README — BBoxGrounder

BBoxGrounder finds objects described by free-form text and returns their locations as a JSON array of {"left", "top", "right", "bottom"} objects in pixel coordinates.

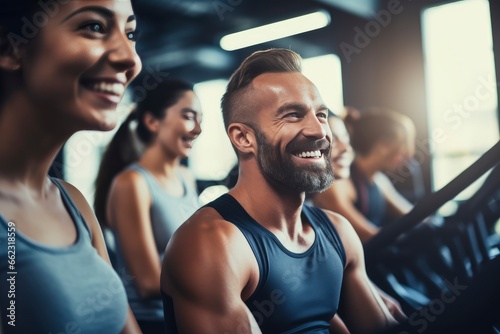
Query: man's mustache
[{"left": 286, "top": 138, "right": 331, "bottom": 153}]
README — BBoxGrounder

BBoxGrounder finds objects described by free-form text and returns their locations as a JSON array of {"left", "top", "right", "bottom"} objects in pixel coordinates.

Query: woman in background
[
  {"left": 311, "top": 110, "right": 407, "bottom": 323},
  {"left": 95, "top": 79, "right": 202, "bottom": 333},
  {"left": 0, "top": 1, "right": 142, "bottom": 333},
  {"left": 313, "top": 108, "right": 415, "bottom": 243}
]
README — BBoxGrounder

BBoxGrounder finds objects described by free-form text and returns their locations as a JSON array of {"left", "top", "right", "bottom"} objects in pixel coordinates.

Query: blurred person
[
  {"left": 94, "top": 79, "right": 202, "bottom": 333},
  {"left": 319, "top": 108, "right": 416, "bottom": 243},
  {"left": 323, "top": 110, "right": 354, "bottom": 180},
  {"left": 310, "top": 110, "right": 407, "bottom": 322},
  {"left": 309, "top": 111, "right": 500, "bottom": 333},
  {"left": 340, "top": 105, "right": 361, "bottom": 136},
  {"left": 0, "top": 1, "right": 142, "bottom": 333},
  {"left": 160, "top": 49, "right": 398, "bottom": 334}
]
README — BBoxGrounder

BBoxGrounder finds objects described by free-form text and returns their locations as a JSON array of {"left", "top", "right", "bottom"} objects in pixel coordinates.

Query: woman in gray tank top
[
  {"left": 0, "top": 1, "right": 142, "bottom": 333},
  {"left": 94, "top": 80, "right": 202, "bottom": 333}
]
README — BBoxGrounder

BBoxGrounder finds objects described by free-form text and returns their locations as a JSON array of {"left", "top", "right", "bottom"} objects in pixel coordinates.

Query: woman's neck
[
  {"left": 139, "top": 144, "right": 181, "bottom": 179},
  {"left": 0, "top": 94, "right": 66, "bottom": 192}
]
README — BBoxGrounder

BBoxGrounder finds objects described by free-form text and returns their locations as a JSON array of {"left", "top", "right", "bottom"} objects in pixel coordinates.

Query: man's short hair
[{"left": 221, "top": 48, "right": 303, "bottom": 131}]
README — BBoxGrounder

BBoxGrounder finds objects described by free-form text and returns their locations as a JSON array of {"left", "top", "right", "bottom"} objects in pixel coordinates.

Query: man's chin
[{"left": 289, "top": 172, "right": 334, "bottom": 193}]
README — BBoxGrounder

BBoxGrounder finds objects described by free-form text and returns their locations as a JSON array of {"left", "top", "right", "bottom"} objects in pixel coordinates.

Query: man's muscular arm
[
  {"left": 161, "top": 209, "right": 262, "bottom": 334},
  {"left": 324, "top": 210, "right": 398, "bottom": 334}
]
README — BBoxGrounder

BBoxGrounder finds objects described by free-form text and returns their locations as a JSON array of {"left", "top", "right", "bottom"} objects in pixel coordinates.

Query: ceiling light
[{"left": 220, "top": 10, "right": 331, "bottom": 51}]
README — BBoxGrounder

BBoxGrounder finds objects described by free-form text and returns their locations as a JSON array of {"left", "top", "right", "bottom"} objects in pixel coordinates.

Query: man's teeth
[
  {"left": 296, "top": 150, "right": 322, "bottom": 158},
  {"left": 90, "top": 82, "right": 125, "bottom": 96}
]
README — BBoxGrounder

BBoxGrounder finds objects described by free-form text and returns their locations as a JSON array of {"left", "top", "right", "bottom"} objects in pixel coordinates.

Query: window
[
  {"left": 190, "top": 79, "right": 237, "bottom": 182},
  {"left": 422, "top": 0, "right": 498, "bottom": 199},
  {"left": 302, "top": 54, "right": 344, "bottom": 115}
]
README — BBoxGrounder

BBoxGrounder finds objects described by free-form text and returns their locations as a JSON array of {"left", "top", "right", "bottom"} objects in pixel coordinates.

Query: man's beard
[{"left": 253, "top": 127, "right": 334, "bottom": 193}]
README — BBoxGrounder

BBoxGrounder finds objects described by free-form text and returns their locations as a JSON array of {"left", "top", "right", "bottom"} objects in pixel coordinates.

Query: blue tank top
[
  {"left": 112, "top": 163, "right": 199, "bottom": 321},
  {"left": 163, "top": 194, "right": 346, "bottom": 334},
  {"left": 351, "top": 163, "right": 387, "bottom": 227},
  {"left": 0, "top": 178, "right": 128, "bottom": 334}
]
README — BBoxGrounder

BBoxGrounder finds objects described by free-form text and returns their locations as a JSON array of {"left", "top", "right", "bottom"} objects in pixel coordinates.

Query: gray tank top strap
[
  {"left": 127, "top": 163, "right": 158, "bottom": 201},
  {"left": 127, "top": 163, "right": 195, "bottom": 203},
  {"left": 50, "top": 177, "right": 92, "bottom": 240},
  {"left": 0, "top": 177, "right": 129, "bottom": 333}
]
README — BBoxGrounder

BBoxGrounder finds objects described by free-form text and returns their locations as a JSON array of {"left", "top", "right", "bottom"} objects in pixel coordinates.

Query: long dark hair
[
  {"left": 0, "top": 1, "right": 38, "bottom": 100},
  {"left": 344, "top": 108, "right": 415, "bottom": 156},
  {"left": 94, "top": 79, "right": 194, "bottom": 228},
  {"left": 0, "top": 2, "right": 38, "bottom": 34}
]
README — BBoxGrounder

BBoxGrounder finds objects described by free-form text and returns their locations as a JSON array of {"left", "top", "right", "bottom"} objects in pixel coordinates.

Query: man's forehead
[
  {"left": 253, "top": 71, "right": 309, "bottom": 87},
  {"left": 251, "top": 72, "right": 322, "bottom": 101}
]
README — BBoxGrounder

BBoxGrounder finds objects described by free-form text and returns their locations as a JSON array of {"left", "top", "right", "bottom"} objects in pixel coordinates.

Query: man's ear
[
  {"left": 143, "top": 111, "right": 160, "bottom": 133},
  {"left": 0, "top": 27, "right": 22, "bottom": 72},
  {"left": 228, "top": 123, "right": 256, "bottom": 155}
]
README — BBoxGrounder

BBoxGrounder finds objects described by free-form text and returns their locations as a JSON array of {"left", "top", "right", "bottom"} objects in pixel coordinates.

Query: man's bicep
[
  {"left": 337, "top": 230, "right": 396, "bottom": 333},
  {"left": 165, "top": 262, "right": 261, "bottom": 334},
  {"left": 172, "top": 291, "right": 261, "bottom": 334},
  {"left": 161, "top": 219, "right": 261, "bottom": 334},
  {"left": 326, "top": 212, "right": 395, "bottom": 333},
  {"left": 329, "top": 314, "right": 350, "bottom": 334},
  {"left": 339, "top": 266, "right": 394, "bottom": 333}
]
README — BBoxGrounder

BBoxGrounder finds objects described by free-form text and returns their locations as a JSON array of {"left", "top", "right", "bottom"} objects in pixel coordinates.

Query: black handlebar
[{"left": 364, "top": 140, "right": 500, "bottom": 262}]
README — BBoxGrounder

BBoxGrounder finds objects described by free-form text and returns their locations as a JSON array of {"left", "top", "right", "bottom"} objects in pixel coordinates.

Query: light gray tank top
[
  {"left": 111, "top": 163, "right": 200, "bottom": 321},
  {"left": 0, "top": 178, "right": 128, "bottom": 334}
]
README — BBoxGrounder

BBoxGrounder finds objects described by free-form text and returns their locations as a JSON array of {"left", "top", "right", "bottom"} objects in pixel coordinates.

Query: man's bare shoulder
[
  {"left": 175, "top": 206, "right": 240, "bottom": 241},
  {"left": 319, "top": 208, "right": 364, "bottom": 268},
  {"left": 162, "top": 205, "right": 253, "bottom": 297},
  {"left": 165, "top": 206, "right": 247, "bottom": 266},
  {"left": 319, "top": 209, "right": 351, "bottom": 234}
]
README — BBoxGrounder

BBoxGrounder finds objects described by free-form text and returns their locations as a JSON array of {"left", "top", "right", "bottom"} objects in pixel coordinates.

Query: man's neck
[{"left": 229, "top": 166, "right": 307, "bottom": 242}]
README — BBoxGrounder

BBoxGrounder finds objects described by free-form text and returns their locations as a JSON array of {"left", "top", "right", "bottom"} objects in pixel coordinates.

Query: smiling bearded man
[
  {"left": 253, "top": 125, "right": 334, "bottom": 193},
  {"left": 160, "top": 48, "right": 397, "bottom": 334}
]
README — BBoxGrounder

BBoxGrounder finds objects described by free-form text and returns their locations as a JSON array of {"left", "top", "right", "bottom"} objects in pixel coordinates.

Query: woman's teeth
[{"left": 86, "top": 82, "right": 125, "bottom": 96}]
